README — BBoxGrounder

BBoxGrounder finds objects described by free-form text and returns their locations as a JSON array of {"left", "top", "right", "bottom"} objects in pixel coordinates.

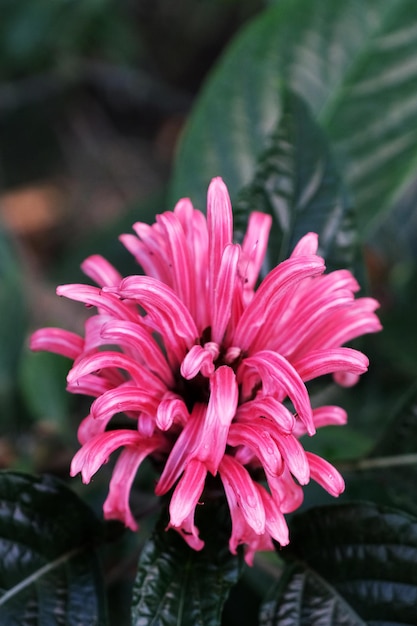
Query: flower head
[{"left": 31, "top": 177, "right": 381, "bottom": 564}]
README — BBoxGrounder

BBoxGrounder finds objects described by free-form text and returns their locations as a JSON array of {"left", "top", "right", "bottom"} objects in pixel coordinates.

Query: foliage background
[{"left": 1, "top": 1, "right": 417, "bottom": 624}]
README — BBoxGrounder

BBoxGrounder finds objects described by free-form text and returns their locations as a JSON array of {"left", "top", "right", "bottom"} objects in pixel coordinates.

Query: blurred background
[
  {"left": 0, "top": 0, "right": 267, "bottom": 467},
  {"left": 2, "top": 2, "right": 417, "bottom": 624},
  {"left": 0, "top": 3, "right": 268, "bottom": 623}
]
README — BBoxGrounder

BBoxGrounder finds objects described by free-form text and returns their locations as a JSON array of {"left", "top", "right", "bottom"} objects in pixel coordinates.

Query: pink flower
[{"left": 30, "top": 177, "right": 381, "bottom": 564}]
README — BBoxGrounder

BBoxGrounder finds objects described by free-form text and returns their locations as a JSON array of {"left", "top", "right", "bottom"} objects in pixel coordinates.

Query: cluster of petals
[{"left": 31, "top": 177, "right": 381, "bottom": 564}]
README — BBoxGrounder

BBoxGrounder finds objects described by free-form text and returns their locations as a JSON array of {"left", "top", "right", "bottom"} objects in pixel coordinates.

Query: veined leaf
[
  {"left": 261, "top": 503, "right": 417, "bottom": 625},
  {"left": 171, "top": 0, "right": 417, "bottom": 239},
  {"left": 234, "top": 88, "right": 356, "bottom": 271},
  {"left": 0, "top": 471, "right": 107, "bottom": 625},
  {"left": 131, "top": 506, "right": 241, "bottom": 626}
]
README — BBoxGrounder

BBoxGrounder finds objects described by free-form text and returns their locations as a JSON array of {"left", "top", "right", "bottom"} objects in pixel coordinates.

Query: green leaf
[
  {"left": 261, "top": 502, "right": 417, "bottom": 625},
  {"left": 0, "top": 471, "right": 108, "bottom": 625},
  {"left": 131, "top": 505, "right": 241, "bottom": 626},
  {"left": 234, "top": 88, "right": 356, "bottom": 271},
  {"left": 171, "top": 0, "right": 417, "bottom": 239}
]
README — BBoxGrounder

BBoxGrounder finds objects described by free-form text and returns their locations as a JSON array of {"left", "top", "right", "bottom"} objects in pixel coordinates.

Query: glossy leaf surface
[
  {"left": 0, "top": 471, "right": 107, "bottom": 625},
  {"left": 261, "top": 502, "right": 417, "bottom": 625}
]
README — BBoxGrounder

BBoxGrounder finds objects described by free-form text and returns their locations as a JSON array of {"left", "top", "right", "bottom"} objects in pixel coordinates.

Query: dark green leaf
[
  {"left": 261, "top": 502, "right": 417, "bottom": 625},
  {"left": 170, "top": 0, "right": 417, "bottom": 240},
  {"left": 131, "top": 505, "right": 241, "bottom": 626},
  {"left": 0, "top": 471, "right": 108, "bottom": 625},
  {"left": 234, "top": 89, "right": 356, "bottom": 271}
]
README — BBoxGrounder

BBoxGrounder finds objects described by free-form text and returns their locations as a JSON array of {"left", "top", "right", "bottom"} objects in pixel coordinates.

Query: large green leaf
[
  {"left": 131, "top": 505, "right": 241, "bottom": 626},
  {"left": 170, "top": 0, "right": 417, "bottom": 239},
  {"left": 0, "top": 471, "right": 108, "bottom": 625},
  {"left": 261, "top": 502, "right": 417, "bottom": 625},
  {"left": 234, "top": 88, "right": 355, "bottom": 270}
]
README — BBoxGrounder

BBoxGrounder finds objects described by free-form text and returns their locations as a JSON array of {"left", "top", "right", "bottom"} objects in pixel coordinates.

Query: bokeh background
[{"left": 2, "top": 2, "right": 417, "bottom": 625}]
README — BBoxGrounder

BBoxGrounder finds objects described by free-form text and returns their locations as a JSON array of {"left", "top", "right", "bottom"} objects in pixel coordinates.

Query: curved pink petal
[
  {"left": 292, "top": 347, "right": 369, "bottom": 382},
  {"left": 101, "top": 319, "right": 174, "bottom": 386},
  {"left": 211, "top": 243, "right": 240, "bottom": 344},
  {"left": 103, "top": 443, "right": 158, "bottom": 530},
  {"left": 169, "top": 458, "right": 207, "bottom": 527},
  {"left": 81, "top": 255, "right": 122, "bottom": 287},
  {"left": 67, "top": 351, "right": 167, "bottom": 394},
  {"left": 30, "top": 328, "right": 84, "bottom": 360},
  {"left": 240, "top": 351, "right": 314, "bottom": 435},
  {"left": 240, "top": 211, "right": 272, "bottom": 293},
  {"left": 233, "top": 255, "right": 325, "bottom": 351},
  {"left": 207, "top": 178, "right": 233, "bottom": 313},
  {"left": 155, "top": 405, "right": 204, "bottom": 495},
  {"left": 70, "top": 430, "right": 161, "bottom": 483},
  {"left": 290, "top": 232, "right": 319, "bottom": 256},
  {"left": 236, "top": 396, "right": 295, "bottom": 434},
  {"left": 256, "top": 484, "right": 289, "bottom": 547},
  {"left": 180, "top": 343, "right": 218, "bottom": 380},
  {"left": 57, "top": 284, "right": 138, "bottom": 322},
  {"left": 90, "top": 385, "right": 160, "bottom": 421},
  {"left": 306, "top": 452, "right": 345, "bottom": 497},
  {"left": 219, "top": 454, "right": 265, "bottom": 535},
  {"left": 156, "top": 392, "right": 189, "bottom": 431},
  {"left": 193, "top": 366, "right": 238, "bottom": 474},
  {"left": 227, "top": 423, "right": 283, "bottom": 476}
]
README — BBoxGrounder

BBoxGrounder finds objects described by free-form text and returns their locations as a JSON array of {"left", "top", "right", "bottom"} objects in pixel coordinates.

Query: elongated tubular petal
[
  {"left": 169, "top": 458, "right": 207, "bottom": 527},
  {"left": 292, "top": 405, "right": 348, "bottom": 438},
  {"left": 30, "top": 328, "right": 84, "bottom": 359},
  {"left": 207, "top": 178, "right": 233, "bottom": 305},
  {"left": 155, "top": 405, "right": 204, "bottom": 495},
  {"left": 170, "top": 510, "right": 205, "bottom": 552},
  {"left": 119, "top": 234, "right": 170, "bottom": 284},
  {"left": 70, "top": 430, "right": 162, "bottom": 483},
  {"left": 57, "top": 284, "right": 138, "bottom": 322},
  {"left": 219, "top": 454, "right": 265, "bottom": 535},
  {"left": 292, "top": 347, "right": 369, "bottom": 382},
  {"left": 227, "top": 423, "right": 283, "bottom": 476},
  {"left": 156, "top": 211, "right": 195, "bottom": 314},
  {"left": 240, "top": 212, "right": 272, "bottom": 292},
  {"left": 77, "top": 413, "right": 111, "bottom": 445},
  {"left": 306, "top": 452, "right": 345, "bottom": 497},
  {"left": 156, "top": 392, "right": 189, "bottom": 430},
  {"left": 67, "top": 351, "right": 167, "bottom": 394},
  {"left": 290, "top": 232, "right": 319, "bottom": 256},
  {"left": 239, "top": 351, "right": 314, "bottom": 435},
  {"left": 265, "top": 466, "right": 304, "bottom": 514},
  {"left": 180, "top": 344, "right": 217, "bottom": 380},
  {"left": 81, "top": 255, "right": 122, "bottom": 287},
  {"left": 101, "top": 319, "right": 174, "bottom": 386},
  {"left": 193, "top": 366, "right": 238, "bottom": 474},
  {"left": 114, "top": 276, "right": 198, "bottom": 363},
  {"left": 255, "top": 484, "right": 289, "bottom": 547},
  {"left": 90, "top": 385, "right": 160, "bottom": 421},
  {"left": 211, "top": 243, "right": 240, "bottom": 344},
  {"left": 272, "top": 292, "right": 354, "bottom": 357},
  {"left": 233, "top": 255, "right": 325, "bottom": 351},
  {"left": 296, "top": 298, "right": 382, "bottom": 354},
  {"left": 103, "top": 443, "right": 159, "bottom": 530},
  {"left": 67, "top": 373, "right": 118, "bottom": 398},
  {"left": 236, "top": 397, "right": 295, "bottom": 434},
  {"left": 273, "top": 433, "right": 310, "bottom": 485}
]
